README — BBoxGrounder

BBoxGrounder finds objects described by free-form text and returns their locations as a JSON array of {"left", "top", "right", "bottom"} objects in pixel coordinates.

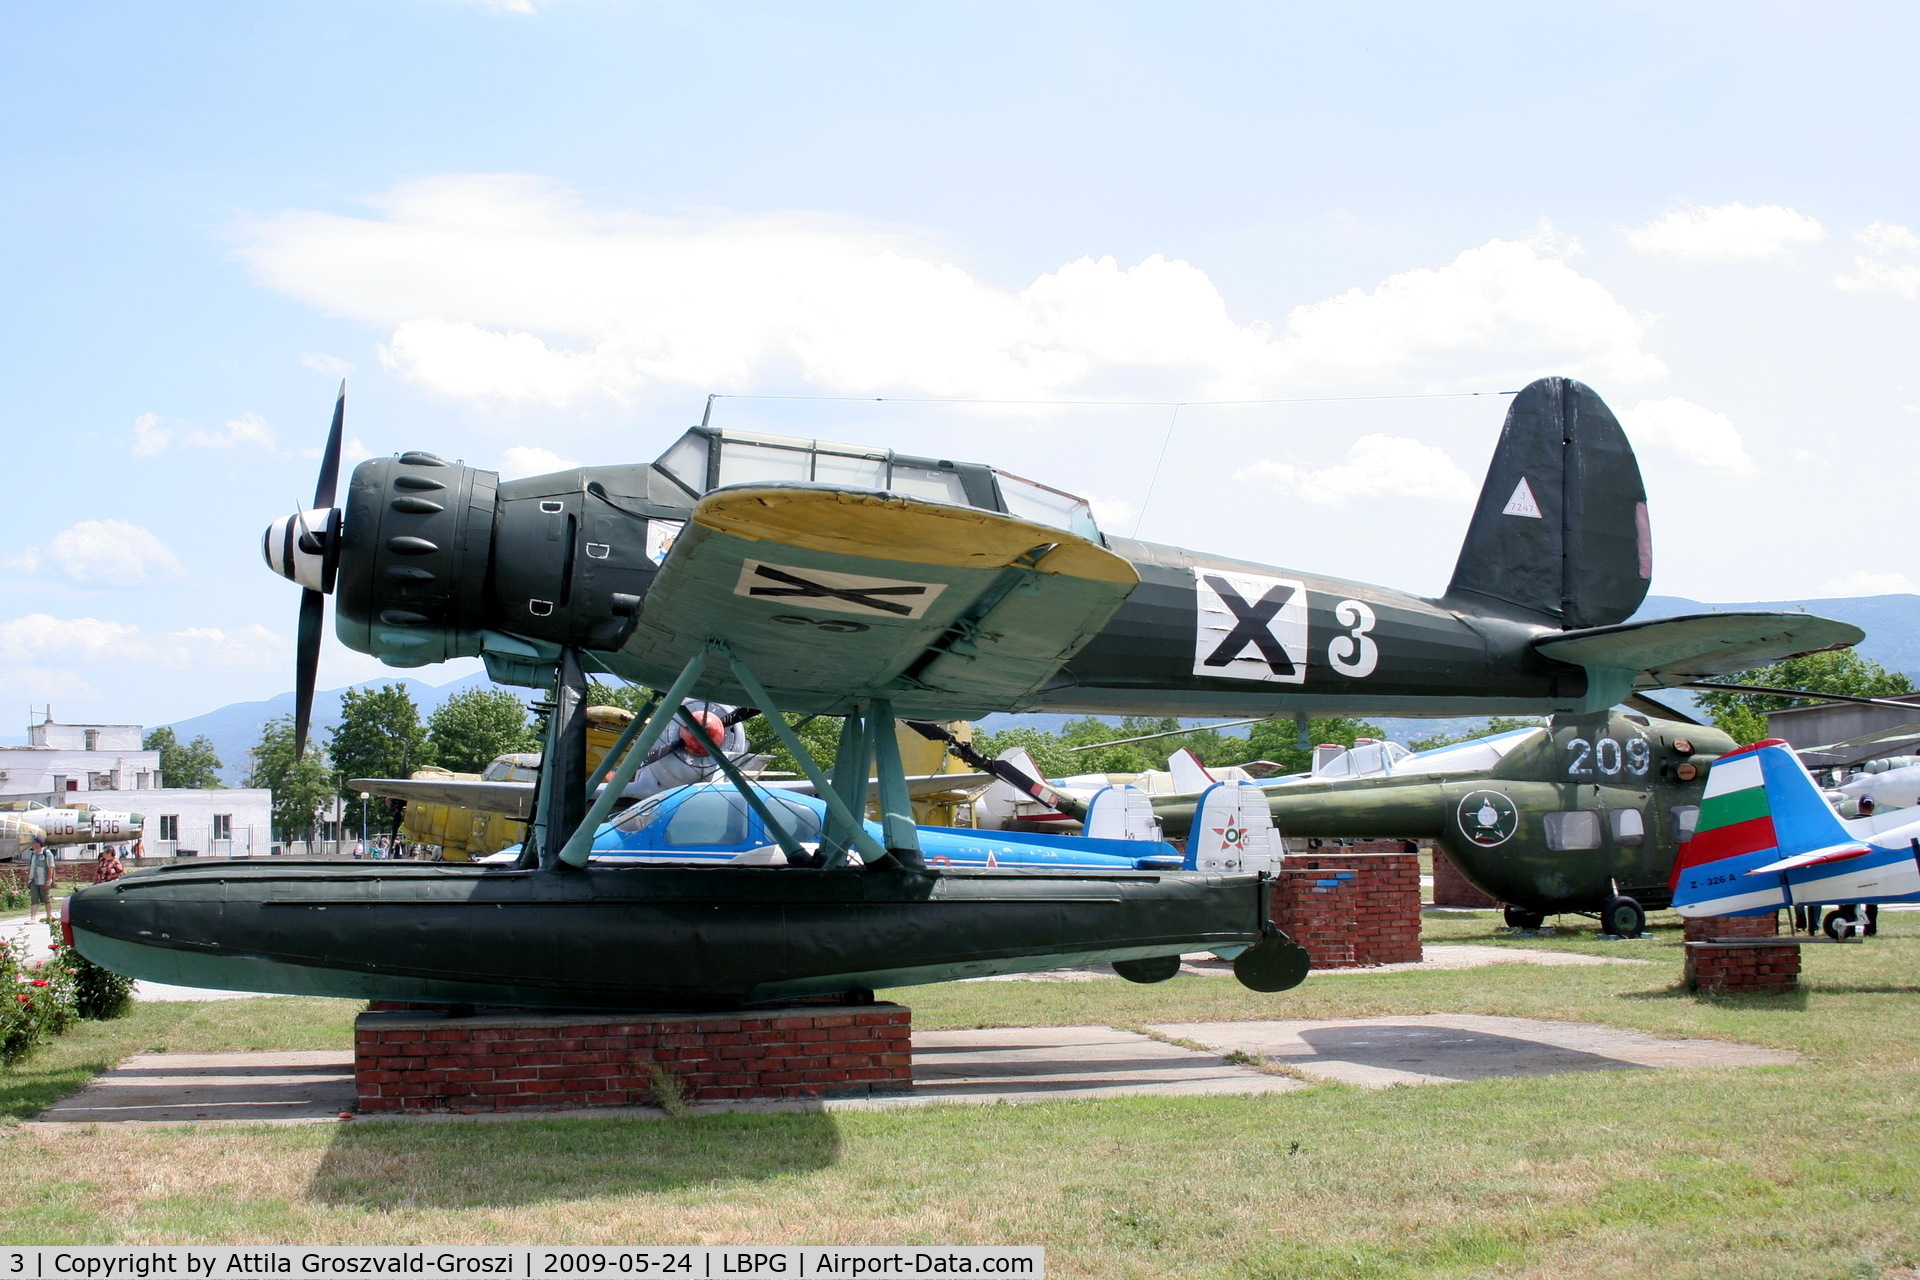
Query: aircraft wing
[
  {"left": 1794, "top": 719, "right": 1920, "bottom": 768},
  {"left": 616, "top": 484, "right": 1140, "bottom": 720},
  {"left": 348, "top": 777, "right": 535, "bottom": 818},
  {"left": 1532, "top": 611, "right": 1864, "bottom": 688}
]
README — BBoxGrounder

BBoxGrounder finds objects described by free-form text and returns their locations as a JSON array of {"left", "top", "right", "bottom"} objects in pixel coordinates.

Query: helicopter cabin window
[
  {"left": 888, "top": 464, "right": 970, "bottom": 505},
  {"left": 1543, "top": 810, "right": 1603, "bottom": 851},
  {"left": 1671, "top": 805, "right": 1700, "bottom": 842},
  {"left": 1609, "top": 808, "right": 1646, "bottom": 846},
  {"left": 716, "top": 441, "right": 813, "bottom": 487},
  {"left": 665, "top": 789, "right": 750, "bottom": 847},
  {"left": 764, "top": 795, "right": 824, "bottom": 845},
  {"left": 996, "top": 472, "right": 1100, "bottom": 540},
  {"left": 656, "top": 433, "right": 711, "bottom": 493}
]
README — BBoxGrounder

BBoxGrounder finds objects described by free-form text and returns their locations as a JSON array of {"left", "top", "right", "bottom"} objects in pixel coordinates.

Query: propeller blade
[
  {"left": 294, "top": 588, "right": 325, "bottom": 759},
  {"left": 313, "top": 380, "right": 345, "bottom": 510}
]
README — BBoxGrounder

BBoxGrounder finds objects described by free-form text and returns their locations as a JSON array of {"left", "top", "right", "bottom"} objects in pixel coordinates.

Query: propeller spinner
[{"left": 261, "top": 382, "right": 346, "bottom": 758}]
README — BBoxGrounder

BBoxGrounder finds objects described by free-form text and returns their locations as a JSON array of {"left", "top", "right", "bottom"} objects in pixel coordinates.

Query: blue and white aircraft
[
  {"left": 495, "top": 781, "right": 1193, "bottom": 870},
  {"left": 1671, "top": 737, "right": 1920, "bottom": 925}
]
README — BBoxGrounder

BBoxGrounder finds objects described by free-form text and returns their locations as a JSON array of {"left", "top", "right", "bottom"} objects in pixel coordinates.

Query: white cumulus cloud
[
  {"left": 0, "top": 615, "right": 286, "bottom": 671},
  {"left": 9, "top": 521, "right": 186, "bottom": 587},
  {"left": 235, "top": 176, "right": 1664, "bottom": 406},
  {"left": 1824, "top": 570, "right": 1918, "bottom": 596},
  {"left": 1836, "top": 221, "right": 1920, "bottom": 299},
  {"left": 1235, "top": 435, "right": 1478, "bottom": 506},
  {"left": 1625, "top": 202, "right": 1825, "bottom": 262},
  {"left": 498, "top": 445, "right": 581, "bottom": 480},
  {"left": 129, "top": 410, "right": 276, "bottom": 456},
  {"left": 1619, "top": 397, "right": 1757, "bottom": 475}
]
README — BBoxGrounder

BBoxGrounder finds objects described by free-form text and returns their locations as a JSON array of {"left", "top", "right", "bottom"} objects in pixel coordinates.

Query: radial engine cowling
[{"left": 335, "top": 452, "right": 498, "bottom": 667}]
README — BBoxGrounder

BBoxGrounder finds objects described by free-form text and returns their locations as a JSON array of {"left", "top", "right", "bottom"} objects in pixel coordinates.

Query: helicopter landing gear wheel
[
  {"left": 1111, "top": 954, "right": 1183, "bottom": 984},
  {"left": 1601, "top": 895, "right": 1646, "bottom": 938},
  {"left": 1503, "top": 906, "right": 1546, "bottom": 930}
]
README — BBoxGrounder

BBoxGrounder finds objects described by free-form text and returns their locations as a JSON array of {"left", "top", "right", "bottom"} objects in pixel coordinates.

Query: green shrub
[{"left": 0, "top": 930, "right": 76, "bottom": 1063}]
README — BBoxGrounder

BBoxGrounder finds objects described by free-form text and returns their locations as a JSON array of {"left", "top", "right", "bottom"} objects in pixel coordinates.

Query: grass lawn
[{"left": 0, "top": 912, "right": 1913, "bottom": 1278}]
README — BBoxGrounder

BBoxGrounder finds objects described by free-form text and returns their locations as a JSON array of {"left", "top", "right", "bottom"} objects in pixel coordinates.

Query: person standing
[{"left": 26, "top": 836, "right": 56, "bottom": 923}]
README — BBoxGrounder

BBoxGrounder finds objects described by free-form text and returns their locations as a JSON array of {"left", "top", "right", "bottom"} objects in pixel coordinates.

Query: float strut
[
  {"left": 723, "top": 648, "right": 894, "bottom": 868},
  {"left": 555, "top": 648, "right": 708, "bottom": 870},
  {"left": 686, "top": 706, "right": 813, "bottom": 866}
]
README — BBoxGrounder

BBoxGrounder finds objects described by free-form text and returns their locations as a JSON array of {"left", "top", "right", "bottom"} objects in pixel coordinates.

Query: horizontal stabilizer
[
  {"left": 1743, "top": 843, "right": 1871, "bottom": 876},
  {"left": 1534, "top": 611, "right": 1863, "bottom": 690}
]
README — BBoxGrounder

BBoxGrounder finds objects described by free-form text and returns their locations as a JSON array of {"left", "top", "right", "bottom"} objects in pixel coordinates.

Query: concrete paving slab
[
  {"left": 879, "top": 1025, "right": 1302, "bottom": 1105},
  {"left": 26, "top": 1014, "right": 1795, "bottom": 1126},
  {"left": 1148, "top": 1014, "right": 1798, "bottom": 1089},
  {"left": 966, "top": 944, "right": 1648, "bottom": 983},
  {"left": 30, "top": 1051, "right": 356, "bottom": 1126}
]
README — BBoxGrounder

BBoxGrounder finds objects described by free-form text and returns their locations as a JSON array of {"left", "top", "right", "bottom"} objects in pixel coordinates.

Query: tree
[
  {"left": 745, "top": 713, "right": 842, "bottom": 777},
  {"left": 141, "top": 727, "right": 224, "bottom": 789},
  {"left": 585, "top": 680, "right": 656, "bottom": 715},
  {"left": 246, "top": 715, "right": 335, "bottom": 843},
  {"left": 1696, "top": 650, "right": 1915, "bottom": 745},
  {"left": 328, "top": 683, "right": 435, "bottom": 826},
  {"left": 1238, "top": 716, "right": 1388, "bottom": 775},
  {"left": 1408, "top": 716, "right": 1546, "bottom": 753},
  {"left": 428, "top": 688, "right": 539, "bottom": 773}
]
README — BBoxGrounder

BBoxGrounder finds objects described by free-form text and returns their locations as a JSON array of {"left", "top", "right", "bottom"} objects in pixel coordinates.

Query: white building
[{"left": 0, "top": 715, "right": 271, "bottom": 858}]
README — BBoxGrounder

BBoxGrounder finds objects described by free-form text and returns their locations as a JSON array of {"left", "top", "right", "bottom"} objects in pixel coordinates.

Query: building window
[
  {"left": 159, "top": 815, "right": 179, "bottom": 842},
  {"left": 84, "top": 730, "right": 99, "bottom": 751},
  {"left": 1543, "top": 810, "right": 1602, "bottom": 851},
  {"left": 212, "top": 814, "right": 232, "bottom": 841}
]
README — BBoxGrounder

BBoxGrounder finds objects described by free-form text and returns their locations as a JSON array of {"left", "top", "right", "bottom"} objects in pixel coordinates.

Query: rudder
[{"left": 1443, "top": 377, "right": 1650, "bottom": 629}]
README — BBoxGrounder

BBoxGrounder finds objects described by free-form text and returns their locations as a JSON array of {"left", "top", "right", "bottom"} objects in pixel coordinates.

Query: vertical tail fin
[
  {"left": 1186, "top": 780, "right": 1282, "bottom": 874},
  {"left": 1672, "top": 739, "right": 1861, "bottom": 916},
  {"left": 1166, "top": 748, "right": 1216, "bottom": 794},
  {"left": 1443, "top": 377, "right": 1651, "bottom": 629}
]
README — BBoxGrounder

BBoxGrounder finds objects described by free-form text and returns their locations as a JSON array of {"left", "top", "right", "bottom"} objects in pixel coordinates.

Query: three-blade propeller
[{"left": 261, "top": 382, "right": 346, "bottom": 758}]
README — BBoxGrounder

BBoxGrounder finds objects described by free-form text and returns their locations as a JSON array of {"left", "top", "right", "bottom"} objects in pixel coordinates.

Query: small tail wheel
[
  {"left": 1233, "top": 933, "right": 1312, "bottom": 992},
  {"left": 1823, "top": 907, "right": 1863, "bottom": 940},
  {"left": 1503, "top": 906, "right": 1547, "bottom": 930},
  {"left": 1111, "top": 954, "right": 1183, "bottom": 984},
  {"left": 1601, "top": 895, "right": 1646, "bottom": 938}
]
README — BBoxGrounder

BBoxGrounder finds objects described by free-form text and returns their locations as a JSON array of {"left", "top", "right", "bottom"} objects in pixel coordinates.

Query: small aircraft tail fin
[
  {"left": 1671, "top": 739, "right": 1863, "bottom": 917},
  {"left": 1167, "top": 748, "right": 1215, "bottom": 794},
  {"left": 1443, "top": 376, "right": 1650, "bottom": 629},
  {"left": 1083, "top": 785, "right": 1162, "bottom": 841},
  {"left": 1186, "top": 779, "right": 1282, "bottom": 874}
]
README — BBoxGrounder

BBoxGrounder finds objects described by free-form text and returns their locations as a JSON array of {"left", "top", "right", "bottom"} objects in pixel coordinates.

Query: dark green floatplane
[{"left": 69, "top": 859, "right": 1289, "bottom": 1008}]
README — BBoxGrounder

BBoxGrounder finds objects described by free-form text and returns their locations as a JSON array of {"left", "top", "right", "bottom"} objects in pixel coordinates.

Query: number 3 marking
[{"left": 1328, "top": 599, "right": 1378, "bottom": 677}]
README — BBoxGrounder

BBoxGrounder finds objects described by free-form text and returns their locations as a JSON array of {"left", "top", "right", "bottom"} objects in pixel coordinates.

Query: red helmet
[{"left": 678, "top": 710, "right": 726, "bottom": 757}]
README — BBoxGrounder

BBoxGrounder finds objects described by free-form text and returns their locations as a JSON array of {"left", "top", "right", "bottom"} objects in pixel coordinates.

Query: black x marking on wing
[
  {"left": 1201, "top": 575, "right": 1296, "bottom": 674},
  {"left": 747, "top": 563, "right": 927, "bottom": 616}
]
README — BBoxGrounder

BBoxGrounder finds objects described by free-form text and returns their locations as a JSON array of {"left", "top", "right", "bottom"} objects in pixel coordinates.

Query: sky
[{"left": 3, "top": 1, "right": 1918, "bottom": 729}]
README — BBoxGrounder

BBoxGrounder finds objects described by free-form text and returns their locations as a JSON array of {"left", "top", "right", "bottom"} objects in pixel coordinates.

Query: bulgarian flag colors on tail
[{"left": 1671, "top": 738, "right": 1861, "bottom": 917}]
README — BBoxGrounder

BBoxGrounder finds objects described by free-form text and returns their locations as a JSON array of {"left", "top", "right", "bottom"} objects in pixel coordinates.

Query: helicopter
[{"left": 67, "top": 376, "right": 1856, "bottom": 1008}]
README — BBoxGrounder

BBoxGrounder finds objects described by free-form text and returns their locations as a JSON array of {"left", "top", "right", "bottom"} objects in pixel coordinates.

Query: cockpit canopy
[{"left": 652, "top": 426, "right": 1102, "bottom": 543}]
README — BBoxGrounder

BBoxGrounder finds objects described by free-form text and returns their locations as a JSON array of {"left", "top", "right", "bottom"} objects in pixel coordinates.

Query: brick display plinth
[
  {"left": 1274, "top": 852, "right": 1422, "bottom": 968},
  {"left": 1430, "top": 851, "right": 1498, "bottom": 908},
  {"left": 355, "top": 1004, "right": 913, "bottom": 1112},
  {"left": 1683, "top": 911, "right": 1798, "bottom": 994}
]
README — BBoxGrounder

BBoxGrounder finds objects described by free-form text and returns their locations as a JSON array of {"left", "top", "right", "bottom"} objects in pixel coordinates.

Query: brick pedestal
[
  {"left": 1430, "top": 851, "right": 1499, "bottom": 908},
  {"left": 1274, "top": 852, "right": 1422, "bottom": 968},
  {"left": 355, "top": 1004, "right": 914, "bottom": 1112},
  {"left": 1683, "top": 911, "right": 1799, "bottom": 995}
]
